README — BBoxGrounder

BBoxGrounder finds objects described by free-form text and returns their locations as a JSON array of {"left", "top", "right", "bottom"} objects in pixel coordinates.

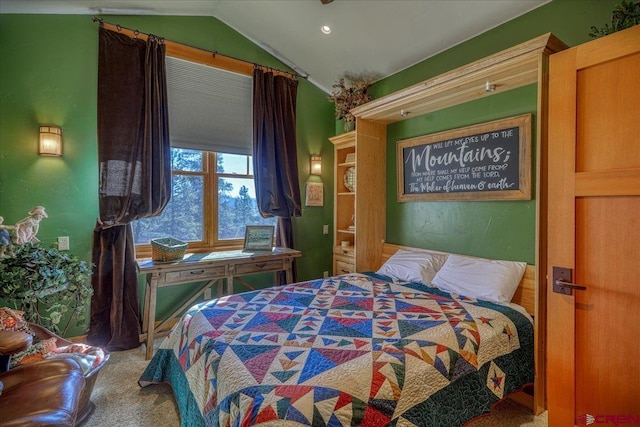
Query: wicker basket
[{"left": 151, "top": 237, "right": 187, "bottom": 262}]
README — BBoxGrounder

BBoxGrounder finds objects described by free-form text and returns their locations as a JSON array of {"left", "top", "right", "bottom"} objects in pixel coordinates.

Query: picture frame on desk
[{"left": 243, "top": 225, "right": 274, "bottom": 252}]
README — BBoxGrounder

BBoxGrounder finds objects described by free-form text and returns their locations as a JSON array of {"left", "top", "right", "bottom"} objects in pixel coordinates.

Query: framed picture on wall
[
  {"left": 243, "top": 225, "right": 274, "bottom": 252},
  {"left": 305, "top": 182, "right": 324, "bottom": 207},
  {"left": 397, "top": 113, "right": 532, "bottom": 202}
]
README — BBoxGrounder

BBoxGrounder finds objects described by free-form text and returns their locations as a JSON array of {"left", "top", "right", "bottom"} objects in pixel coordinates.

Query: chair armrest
[
  {"left": 0, "top": 358, "right": 83, "bottom": 392},
  {"left": 28, "top": 322, "right": 73, "bottom": 347},
  {"left": 0, "top": 331, "right": 33, "bottom": 356}
]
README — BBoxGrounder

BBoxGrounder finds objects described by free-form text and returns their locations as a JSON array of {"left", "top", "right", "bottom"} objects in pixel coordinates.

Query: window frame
[{"left": 135, "top": 151, "right": 259, "bottom": 258}]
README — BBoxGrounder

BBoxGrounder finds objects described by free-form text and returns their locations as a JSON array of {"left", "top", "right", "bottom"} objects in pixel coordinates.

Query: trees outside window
[{"left": 133, "top": 148, "right": 275, "bottom": 255}]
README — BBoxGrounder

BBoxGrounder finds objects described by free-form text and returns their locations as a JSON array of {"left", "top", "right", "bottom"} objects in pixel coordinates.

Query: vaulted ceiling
[{"left": 0, "top": 0, "right": 551, "bottom": 93}]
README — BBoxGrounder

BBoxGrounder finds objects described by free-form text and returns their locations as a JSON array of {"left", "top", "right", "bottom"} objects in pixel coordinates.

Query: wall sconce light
[
  {"left": 39, "top": 125, "right": 63, "bottom": 156},
  {"left": 310, "top": 155, "right": 322, "bottom": 175}
]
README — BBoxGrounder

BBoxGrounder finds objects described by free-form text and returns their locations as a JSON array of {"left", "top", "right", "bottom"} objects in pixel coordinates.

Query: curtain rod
[{"left": 91, "top": 16, "right": 307, "bottom": 80}]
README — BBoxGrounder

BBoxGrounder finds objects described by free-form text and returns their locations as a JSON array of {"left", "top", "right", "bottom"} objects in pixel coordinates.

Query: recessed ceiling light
[{"left": 321, "top": 25, "right": 332, "bottom": 35}]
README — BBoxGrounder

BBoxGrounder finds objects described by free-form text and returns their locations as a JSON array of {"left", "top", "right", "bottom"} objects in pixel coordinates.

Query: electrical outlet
[
  {"left": 58, "top": 236, "right": 70, "bottom": 251},
  {"left": 323, "top": 271, "right": 329, "bottom": 278},
  {"left": 323, "top": 224, "right": 329, "bottom": 235}
]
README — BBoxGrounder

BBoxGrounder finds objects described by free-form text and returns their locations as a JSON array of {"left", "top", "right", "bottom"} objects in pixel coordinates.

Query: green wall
[
  {"left": 0, "top": 14, "right": 334, "bottom": 335},
  {"left": 371, "top": 0, "right": 618, "bottom": 264}
]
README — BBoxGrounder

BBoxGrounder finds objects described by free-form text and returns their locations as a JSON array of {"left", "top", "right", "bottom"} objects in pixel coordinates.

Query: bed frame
[
  {"left": 379, "top": 242, "right": 537, "bottom": 411},
  {"left": 379, "top": 243, "right": 536, "bottom": 315}
]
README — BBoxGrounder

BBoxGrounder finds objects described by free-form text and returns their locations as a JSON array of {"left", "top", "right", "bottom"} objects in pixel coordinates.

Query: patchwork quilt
[{"left": 139, "top": 273, "right": 534, "bottom": 427}]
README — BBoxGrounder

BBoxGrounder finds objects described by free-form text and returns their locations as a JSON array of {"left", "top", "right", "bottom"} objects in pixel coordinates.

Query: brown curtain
[
  {"left": 87, "top": 28, "right": 171, "bottom": 351},
  {"left": 252, "top": 69, "right": 301, "bottom": 282}
]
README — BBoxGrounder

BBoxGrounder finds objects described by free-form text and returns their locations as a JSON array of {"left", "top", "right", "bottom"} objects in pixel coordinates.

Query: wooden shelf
[
  {"left": 329, "top": 130, "right": 356, "bottom": 145},
  {"left": 351, "top": 33, "right": 567, "bottom": 124},
  {"left": 337, "top": 229, "right": 355, "bottom": 234}
]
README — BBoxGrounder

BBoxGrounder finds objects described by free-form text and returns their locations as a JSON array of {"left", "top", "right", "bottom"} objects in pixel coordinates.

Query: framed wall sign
[
  {"left": 243, "top": 225, "right": 274, "bottom": 251},
  {"left": 397, "top": 113, "right": 532, "bottom": 202},
  {"left": 305, "top": 182, "right": 324, "bottom": 207}
]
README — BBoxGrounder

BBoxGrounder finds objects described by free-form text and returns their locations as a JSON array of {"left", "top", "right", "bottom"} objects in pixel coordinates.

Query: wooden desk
[{"left": 137, "top": 247, "right": 301, "bottom": 359}]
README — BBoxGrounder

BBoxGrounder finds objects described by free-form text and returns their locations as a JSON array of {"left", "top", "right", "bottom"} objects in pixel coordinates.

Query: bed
[{"left": 139, "top": 244, "right": 535, "bottom": 426}]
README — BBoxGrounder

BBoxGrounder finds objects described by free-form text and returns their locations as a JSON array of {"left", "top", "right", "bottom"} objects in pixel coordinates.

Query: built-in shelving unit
[
  {"left": 330, "top": 121, "right": 387, "bottom": 275},
  {"left": 332, "top": 131, "right": 356, "bottom": 274},
  {"left": 339, "top": 32, "right": 568, "bottom": 415}
]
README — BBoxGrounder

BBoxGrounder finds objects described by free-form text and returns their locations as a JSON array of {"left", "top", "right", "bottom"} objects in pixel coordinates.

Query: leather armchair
[{"left": 0, "top": 330, "right": 85, "bottom": 427}]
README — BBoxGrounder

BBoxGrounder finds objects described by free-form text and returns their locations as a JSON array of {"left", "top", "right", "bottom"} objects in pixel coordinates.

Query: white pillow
[
  {"left": 431, "top": 254, "right": 526, "bottom": 304},
  {"left": 376, "top": 250, "right": 448, "bottom": 285}
]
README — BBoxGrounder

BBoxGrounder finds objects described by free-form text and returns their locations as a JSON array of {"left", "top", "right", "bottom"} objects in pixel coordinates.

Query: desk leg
[
  {"left": 142, "top": 276, "right": 151, "bottom": 336},
  {"left": 284, "top": 259, "right": 293, "bottom": 284},
  {"left": 145, "top": 275, "right": 158, "bottom": 360},
  {"left": 224, "top": 273, "right": 233, "bottom": 296}
]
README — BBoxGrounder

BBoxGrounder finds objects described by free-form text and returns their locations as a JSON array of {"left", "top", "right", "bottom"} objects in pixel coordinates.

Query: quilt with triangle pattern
[{"left": 139, "top": 272, "right": 533, "bottom": 426}]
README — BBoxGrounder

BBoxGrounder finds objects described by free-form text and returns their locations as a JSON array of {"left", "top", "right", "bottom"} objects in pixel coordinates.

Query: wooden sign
[{"left": 397, "top": 113, "right": 531, "bottom": 201}]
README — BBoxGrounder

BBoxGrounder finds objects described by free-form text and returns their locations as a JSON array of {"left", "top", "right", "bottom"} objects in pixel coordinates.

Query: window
[
  {"left": 133, "top": 149, "right": 275, "bottom": 255},
  {"left": 133, "top": 50, "right": 271, "bottom": 256}
]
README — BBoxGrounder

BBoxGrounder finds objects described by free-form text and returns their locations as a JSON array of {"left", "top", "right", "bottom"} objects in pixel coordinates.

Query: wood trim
[
  {"left": 547, "top": 45, "right": 578, "bottom": 427},
  {"left": 533, "top": 48, "right": 550, "bottom": 415},
  {"left": 329, "top": 130, "right": 357, "bottom": 146},
  {"left": 379, "top": 243, "right": 536, "bottom": 315},
  {"left": 354, "top": 120, "right": 387, "bottom": 271},
  {"left": 576, "top": 25, "right": 640, "bottom": 70},
  {"left": 509, "top": 390, "right": 534, "bottom": 410},
  {"left": 575, "top": 169, "right": 640, "bottom": 196},
  {"left": 351, "top": 33, "right": 567, "bottom": 123},
  {"left": 101, "top": 23, "right": 293, "bottom": 78}
]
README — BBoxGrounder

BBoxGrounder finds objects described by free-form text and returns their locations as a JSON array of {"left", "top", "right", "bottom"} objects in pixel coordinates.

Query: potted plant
[
  {"left": 328, "top": 74, "right": 374, "bottom": 132},
  {"left": 0, "top": 242, "right": 92, "bottom": 336}
]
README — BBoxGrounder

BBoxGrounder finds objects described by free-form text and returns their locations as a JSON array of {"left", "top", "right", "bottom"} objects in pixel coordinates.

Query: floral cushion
[
  {"left": 0, "top": 307, "right": 35, "bottom": 335},
  {"left": 2, "top": 307, "right": 106, "bottom": 373},
  {"left": 9, "top": 337, "right": 57, "bottom": 368},
  {"left": 49, "top": 343, "right": 106, "bottom": 372}
]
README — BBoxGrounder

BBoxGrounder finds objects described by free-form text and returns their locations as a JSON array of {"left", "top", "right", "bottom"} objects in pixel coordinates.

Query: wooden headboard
[{"left": 379, "top": 243, "right": 536, "bottom": 315}]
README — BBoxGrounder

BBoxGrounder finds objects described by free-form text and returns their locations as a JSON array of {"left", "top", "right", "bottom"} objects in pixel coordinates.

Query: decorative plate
[{"left": 344, "top": 166, "right": 356, "bottom": 192}]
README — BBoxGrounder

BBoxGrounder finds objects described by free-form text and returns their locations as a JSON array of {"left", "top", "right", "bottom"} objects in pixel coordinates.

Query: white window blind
[{"left": 165, "top": 56, "right": 253, "bottom": 156}]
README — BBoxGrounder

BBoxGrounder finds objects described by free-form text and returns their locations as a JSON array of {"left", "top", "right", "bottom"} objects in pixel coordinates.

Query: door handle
[
  {"left": 552, "top": 266, "right": 587, "bottom": 295},
  {"left": 555, "top": 280, "right": 587, "bottom": 291}
]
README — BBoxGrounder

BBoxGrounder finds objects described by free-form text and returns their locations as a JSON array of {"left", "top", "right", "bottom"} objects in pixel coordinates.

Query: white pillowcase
[
  {"left": 376, "top": 249, "right": 448, "bottom": 285},
  {"left": 431, "top": 254, "right": 526, "bottom": 304}
]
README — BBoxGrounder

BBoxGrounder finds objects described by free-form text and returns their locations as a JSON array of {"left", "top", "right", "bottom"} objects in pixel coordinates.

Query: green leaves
[
  {"left": 0, "top": 242, "right": 93, "bottom": 335},
  {"left": 328, "top": 76, "right": 373, "bottom": 122},
  {"left": 589, "top": 0, "right": 640, "bottom": 38}
]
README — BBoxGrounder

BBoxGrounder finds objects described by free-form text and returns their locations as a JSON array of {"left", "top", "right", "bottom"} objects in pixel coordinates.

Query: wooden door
[{"left": 547, "top": 26, "right": 640, "bottom": 425}]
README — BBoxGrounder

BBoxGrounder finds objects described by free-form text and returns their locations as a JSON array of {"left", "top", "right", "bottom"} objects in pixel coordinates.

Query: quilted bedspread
[{"left": 139, "top": 273, "right": 534, "bottom": 427}]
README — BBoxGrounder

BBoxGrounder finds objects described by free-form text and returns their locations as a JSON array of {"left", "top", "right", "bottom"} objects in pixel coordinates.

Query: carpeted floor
[{"left": 87, "top": 344, "right": 547, "bottom": 426}]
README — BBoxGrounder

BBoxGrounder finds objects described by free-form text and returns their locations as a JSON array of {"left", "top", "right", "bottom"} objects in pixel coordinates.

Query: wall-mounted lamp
[
  {"left": 39, "top": 125, "right": 63, "bottom": 156},
  {"left": 310, "top": 155, "right": 322, "bottom": 175},
  {"left": 485, "top": 81, "right": 496, "bottom": 93}
]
